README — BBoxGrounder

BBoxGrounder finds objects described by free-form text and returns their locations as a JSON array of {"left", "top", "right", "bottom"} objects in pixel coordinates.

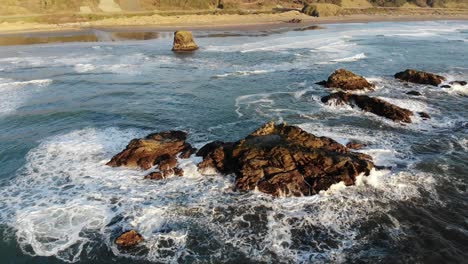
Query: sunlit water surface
[{"left": 0, "top": 21, "right": 467, "bottom": 263}]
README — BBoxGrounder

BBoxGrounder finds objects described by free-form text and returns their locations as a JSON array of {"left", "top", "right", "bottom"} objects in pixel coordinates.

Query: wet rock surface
[
  {"left": 198, "top": 122, "right": 374, "bottom": 197},
  {"left": 406, "top": 90, "right": 422, "bottom": 96},
  {"left": 395, "top": 69, "right": 445, "bottom": 86},
  {"left": 319, "top": 69, "right": 375, "bottom": 91},
  {"left": 321, "top": 92, "right": 414, "bottom": 123},
  {"left": 115, "top": 230, "right": 144, "bottom": 248},
  {"left": 107, "top": 131, "right": 195, "bottom": 178},
  {"left": 172, "top": 31, "right": 199, "bottom": 52}
]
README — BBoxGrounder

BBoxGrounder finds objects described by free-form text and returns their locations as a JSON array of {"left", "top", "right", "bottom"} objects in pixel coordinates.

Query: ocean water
[{"left": 0, "top": 21, "right": 467, "bottom": 263}]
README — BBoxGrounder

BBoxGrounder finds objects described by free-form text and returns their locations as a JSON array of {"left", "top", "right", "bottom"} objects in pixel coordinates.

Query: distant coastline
[{"left": 0, "top": 10, "right": 467, "bottom": 46}]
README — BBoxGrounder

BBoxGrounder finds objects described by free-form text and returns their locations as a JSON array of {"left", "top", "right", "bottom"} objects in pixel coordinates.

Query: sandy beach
[{"left": 1, "top": 9, "right": 468, "bottom": 36}]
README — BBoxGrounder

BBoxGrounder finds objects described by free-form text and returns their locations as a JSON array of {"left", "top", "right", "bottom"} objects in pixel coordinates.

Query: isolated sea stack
[
  {"left": 172, "top": 31, "right": 199, "bottom": 52},
  {"left": 318, "top": 69, "right": 375, "bottom": 91},
  {"left": 197, "top": 122, "right": 374, "bottom": 197},
  {"left": 395, "top": 69, "right": 445, "bottom": 86}
]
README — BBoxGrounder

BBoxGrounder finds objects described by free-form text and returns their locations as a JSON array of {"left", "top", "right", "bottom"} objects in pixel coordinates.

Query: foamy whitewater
[{"left": 0, "top": 21, "right": 467, "bottom": 263}]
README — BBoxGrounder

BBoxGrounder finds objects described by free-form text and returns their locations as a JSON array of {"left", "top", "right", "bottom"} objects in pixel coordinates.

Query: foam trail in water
[{"left": 0, "top": 78, "right": 52, "bottom": 115}]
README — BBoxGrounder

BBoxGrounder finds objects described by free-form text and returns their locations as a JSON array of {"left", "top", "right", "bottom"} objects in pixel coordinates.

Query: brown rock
[
  {"left": 115, "top": 230, "right": 143, "bottom": 248},
  {"left": 197, "top": 122, "right": 374, "bottom": 197},
  {"left": 321, "top": 92, "right": 414, "bottom": 123},
  {"left": 107, "top": 131, "right": 194, "bottom": 170},
  {"left": 321, "top": 69, "right": 374, "bottom": 91},
  {"left": 144, "top": 167, "right": 184, "bottom": 180},
  {"left": 395, "top": 69, "right": 445, "bottom": 86},
  {"left": 158, "top": 157, "right": 177, "bottom": 171},
  {"left": 172, "top": 31, "right": 199, "bottom": 52},
  {"left": 346, "top": 141, "right": 366, "bottom": 150}
]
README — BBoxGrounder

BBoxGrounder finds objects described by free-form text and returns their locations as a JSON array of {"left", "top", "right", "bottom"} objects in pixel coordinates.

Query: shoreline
[{"left": 0, "top": 13, "right": 467, "bottom": 46}]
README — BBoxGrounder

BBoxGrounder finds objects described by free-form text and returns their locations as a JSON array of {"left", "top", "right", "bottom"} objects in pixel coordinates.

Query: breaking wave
[{"left": 0, "top": 125, "right": 440, "bottom": 263}]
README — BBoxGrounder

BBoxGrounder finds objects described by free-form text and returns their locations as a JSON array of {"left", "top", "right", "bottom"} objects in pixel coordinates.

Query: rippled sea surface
[{"left": 0, "top": 21, "right": 467, "bottom": 264}]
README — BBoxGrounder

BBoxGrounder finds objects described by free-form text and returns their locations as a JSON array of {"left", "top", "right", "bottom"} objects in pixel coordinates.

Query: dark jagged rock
[
  {"left": 321, "top": 92, "right": 414, "bottom": 123},
  {"left": 418, "top": 112, "right": 431, "bottom": 119},
  {"left": 198, "top": 122, "right": 374, "bottom": 197},
  {"left": 107, "top": 131, "right": 193, "bottom": 170},
  {"left": 449, "top": 81, "right": 467, "bottom": 86},
  {"left": 441, "top": 85, "right": 451, "bottom": 88},
  {"left": 395, "top": 69, "right": 445, "bottom": 86},
  {"left": 320, "top": 69, "right": 375, "bottom": 91},
  {"left": 115, "top": 230, "right": 144, "bottom": 248},
  {"left": 172, "top": 31, "right": 199, "bottom": 52},
  {"left": 144, "top": 167, "right": 184, "bottom": 180},
  {"left": 406, "top": 90, "right": 422, "bottom": 96},
  {"left": 346, "top": 141, "right": 366, "bottom": 150}
]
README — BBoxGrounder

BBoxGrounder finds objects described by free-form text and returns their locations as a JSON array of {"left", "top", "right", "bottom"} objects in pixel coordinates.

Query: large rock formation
[
  {"left": 394, "top": 69, "right": 445, "bottom": 86},
  {"left": 172, "top": 31, "right": 199, "bottom": 52},
  {"left": 198, "top": 122, "right": 374, "bottom": 197},
  {"left": 115, "top": 230, "right": 144, "bottom": 248},
  {"left": 107, "top": 131, "right": 196, "bottom": 177},
  {"left": 321, "top": 92, "right": 414, "bottom": 123},
  {"left": 319, "top": 69, "right": 375, "bottom": 91}
]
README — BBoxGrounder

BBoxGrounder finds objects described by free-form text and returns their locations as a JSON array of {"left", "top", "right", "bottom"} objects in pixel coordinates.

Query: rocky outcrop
[
  {"left": 107, "top": 131, "right": 195, "bottom": 178},
  {"left": 198, "top": 122, "right": 374, "bottom": 197},
  {"left": 321, "top": 92, "right": 414, "bottom": 123},
  {"left": 319, "top": 69, "right": 375, "bottom": 91},
  {"left": 172, "top": 31, "right": 199, "bottom": 52},
  {"left": 302, "top": 3, "right": 341, "bottom": 17},
  {"left": 395, "top": 69, "right": 445, "bottom": 86},
  {"left": 115, "top": 230, "right": 144, "bottom": 248}
]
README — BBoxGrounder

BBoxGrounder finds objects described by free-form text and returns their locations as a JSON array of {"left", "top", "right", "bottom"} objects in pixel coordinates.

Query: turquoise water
[{"left": 0, "top": 21, "right": 467, "bottom": 263}]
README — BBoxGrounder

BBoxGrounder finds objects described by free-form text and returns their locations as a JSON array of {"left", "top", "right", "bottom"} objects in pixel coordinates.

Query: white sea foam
[
  {"left": 74, "top": 63, "right": 96, "bottom": 73},
  {"left": 331, "top": 53, "right": 367, "bottom": 63},
  {"left": 213, "top": 70, "right": 271, "bottom": 78},
  {"left": 0, "top": 78, "right": 53, "bottom": 115},
  {"left": 0, "top": 127, "right": 440, "bottom": 263}
]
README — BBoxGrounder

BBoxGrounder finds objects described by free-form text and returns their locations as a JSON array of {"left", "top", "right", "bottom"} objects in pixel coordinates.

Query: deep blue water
[{"left": 0, "top": 21, "right": 467, "bottom": 263}]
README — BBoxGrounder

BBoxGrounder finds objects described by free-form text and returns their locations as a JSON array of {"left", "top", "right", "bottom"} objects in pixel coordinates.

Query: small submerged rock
[
  {"left": 449, "top": 81, "right": 467, "bottom": 86},
  {"left": 395, "top": 69, "right": 445, "bottom": 86},
  {"left": 107, "top": 130, "right": 195, "bottom": 178},
  {"left": 406, "top": 90, "right": 422, "bottom": 96},
  {"left": 321, "top": 92, "right": 414, "bottom": 123},
  {"left": 318, "top": 69, "right": 375, "bottom": 91},
  {"left": 418, "top": 112, "right": 431, "bottom": 119},
  {"left": 115, "top": 230, "right": 144, "bottom": 248},
  {"left": 172, "top": 31, "right": 199, "bottom": 52},
  {"left": 198, "top": 122, "right": 374, "bottom": 197}
]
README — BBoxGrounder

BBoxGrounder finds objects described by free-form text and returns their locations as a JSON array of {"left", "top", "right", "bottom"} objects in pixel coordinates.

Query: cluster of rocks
[
  {"left": 314, "top": 68, "right": 462, "bottom": 123},
  {"left": 115, "top": 30, "right": 466, "bottom": 247},
  {"left": 110, "top": 122, "right": 376, "bottom": 246}
]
